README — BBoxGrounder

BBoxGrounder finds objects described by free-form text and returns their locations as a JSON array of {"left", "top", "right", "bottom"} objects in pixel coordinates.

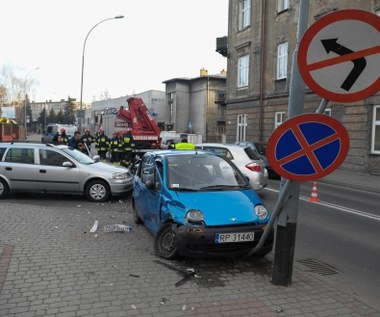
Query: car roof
[{"left": 196, "top": 143, "right": 251, "bottom": 151}]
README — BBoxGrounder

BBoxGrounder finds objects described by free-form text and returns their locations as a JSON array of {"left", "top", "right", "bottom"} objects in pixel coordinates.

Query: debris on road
[
  {"left": 90, "top": 220, "right": 99, "bottom": 233},
  {"left": 104, "top": 224, "right": 132, "bottom": 232}
]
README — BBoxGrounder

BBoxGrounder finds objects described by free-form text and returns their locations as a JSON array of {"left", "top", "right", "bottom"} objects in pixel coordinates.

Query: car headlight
[
  {"left": 186, "top": 209, "right": 204, "bottom": 224},
  {"left": 112, "top": 172, "right": 128, "bottom": 179},
  {"left": 254, "top": 205, "right": 268, "bottom": 220}
]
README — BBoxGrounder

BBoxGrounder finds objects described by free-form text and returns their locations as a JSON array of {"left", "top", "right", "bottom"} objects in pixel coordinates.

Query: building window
[
  {"left": 371, "top": 105, "right": 380, "bottom": 154},
  {"left": 277, "top": 0, "right": 289, "bottom": 13},
  {"left": 275, "top": 111, "right": 286, "bottom": 129},
  {"left": 239, "top": 0, "right": 251, "bottom": 30},
  {"left": 238, "top": 55, "right": 249, "bottom": 88},
  {"left": 277, "top": 42, "right": 288, "bottom": 80},
  {"left": 236, "top": 114, "right": 247, "bottom": 142}
]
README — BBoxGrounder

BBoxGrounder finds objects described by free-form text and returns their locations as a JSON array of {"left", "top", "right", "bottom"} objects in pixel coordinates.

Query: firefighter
[
  {"left": 121, "top": 129, "right": 134, "bottom": 167},
  {"left": 95, "top": 128, "right": 110, "bottom": 160},
  {"left": 80, "top": 128, "right": 95, "bottom": 154},
  {"left": 110, "top": 131, "right": 123, "bottom": 164}
]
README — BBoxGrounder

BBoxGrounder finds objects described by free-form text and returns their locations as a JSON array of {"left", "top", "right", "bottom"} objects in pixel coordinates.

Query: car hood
[
  {"left": 173, "top": 190, "right": 265, "bottom": 226},
  {"left": 86, "top": 162, "right": 131, "bottom": 174}
]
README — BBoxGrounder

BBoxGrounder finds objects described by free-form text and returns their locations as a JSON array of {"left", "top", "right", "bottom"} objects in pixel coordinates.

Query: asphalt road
[{"left": 261, "top": 180, "right": 380, "bottom": 310}]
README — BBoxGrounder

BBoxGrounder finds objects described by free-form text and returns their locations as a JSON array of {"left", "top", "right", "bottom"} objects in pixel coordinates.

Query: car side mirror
[
  {"left": 92, "top": 155, "right": 100, "bottom": 162},
  {"left": 62, "top": 161, "right": 74, "bottom": 168}
]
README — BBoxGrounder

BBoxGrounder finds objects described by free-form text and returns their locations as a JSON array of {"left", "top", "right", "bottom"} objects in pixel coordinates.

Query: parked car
[
  {"left": 0, "top": 142, "right": 133, "bottom": 202},
  {"left": 195, "top": 143, "right": 268, "bottom": 191},
  {"left": 235, "top": 141, "right": 280, "bottom": 179},
  {"left": 41, "top": 123, "right": 77, "bottom": 143},
  {"left": 132, "top": 150, "right": 273, "bottom": 259}
]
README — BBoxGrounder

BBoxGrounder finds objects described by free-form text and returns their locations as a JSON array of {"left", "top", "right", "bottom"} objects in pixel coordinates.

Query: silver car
[
  {"left": 0, "top": 143, "right": 133, "bottom": 202},
  {"left": 195, "top": 143, "right": 268, "bottom": 191}
]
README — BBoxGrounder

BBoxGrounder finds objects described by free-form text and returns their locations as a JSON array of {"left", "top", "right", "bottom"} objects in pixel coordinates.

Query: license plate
[{"left": 215, "top": 232, "right": 255, "bottom": 243}]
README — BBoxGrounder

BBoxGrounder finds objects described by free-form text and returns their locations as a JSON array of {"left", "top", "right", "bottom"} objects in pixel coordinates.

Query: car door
[
  {"left": 136, "top": 155, "right": 162, "bottom": 234},
  {"left": 37, "top": 148, "right": 81, "bottom": 193},
  {"left": 1, "top": 147, "right": 40, "bottom": 191}
]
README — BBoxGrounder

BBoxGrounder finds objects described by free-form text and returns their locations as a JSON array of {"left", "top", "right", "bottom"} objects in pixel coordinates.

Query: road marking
[{"left": 265, "top": 187, "right": 380, "bottom": 222}]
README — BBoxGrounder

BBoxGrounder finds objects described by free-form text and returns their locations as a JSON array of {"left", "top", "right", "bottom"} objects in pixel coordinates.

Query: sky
[{"left": 1, "top": 0, "right": 228, "bottom": 103}]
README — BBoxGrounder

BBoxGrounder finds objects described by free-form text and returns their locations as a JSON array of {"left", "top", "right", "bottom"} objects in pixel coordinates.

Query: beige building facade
[{"left": 223, "top": 0, "right": 380, "bottom": 174}]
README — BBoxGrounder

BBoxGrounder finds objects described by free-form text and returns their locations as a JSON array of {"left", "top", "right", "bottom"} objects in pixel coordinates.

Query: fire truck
[{"left": 111, "top": 97, "right": 161, "bottom": 154}]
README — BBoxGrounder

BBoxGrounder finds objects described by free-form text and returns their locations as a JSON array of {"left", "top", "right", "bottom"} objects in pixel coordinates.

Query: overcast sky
[{"left": 1, "top": 0, "right": 228, "bottom": 103}]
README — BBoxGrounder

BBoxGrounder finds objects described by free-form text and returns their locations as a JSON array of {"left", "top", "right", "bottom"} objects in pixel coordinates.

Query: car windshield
[
  {"left": 60, "top": 146, "right": 95, "bottom": 164},
  {"left": 166, "top": 154, "right": 249, "bottom": 191}
]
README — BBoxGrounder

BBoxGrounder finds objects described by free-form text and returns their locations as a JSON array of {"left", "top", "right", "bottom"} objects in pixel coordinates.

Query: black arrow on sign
[{"left": 321, "top": 38, "right": 366, "bottom": 91}]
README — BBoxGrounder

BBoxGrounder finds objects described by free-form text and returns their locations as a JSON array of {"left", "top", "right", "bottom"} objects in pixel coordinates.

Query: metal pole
[
  {"left": 272, "top": 0, "right": 310, "bottom": 286},
  {"left": 79, "top": 15, "right": 124, "bottom": 132}
]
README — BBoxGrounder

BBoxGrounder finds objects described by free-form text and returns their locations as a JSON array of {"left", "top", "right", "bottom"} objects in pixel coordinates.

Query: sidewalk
[{"left": 319, "top": 168, "right": 380, "bottom": 194}]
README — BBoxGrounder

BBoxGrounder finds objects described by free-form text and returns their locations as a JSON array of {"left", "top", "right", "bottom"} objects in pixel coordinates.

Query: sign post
[{"left": 271, "top": 0, "right": 310, "bottom": 286}]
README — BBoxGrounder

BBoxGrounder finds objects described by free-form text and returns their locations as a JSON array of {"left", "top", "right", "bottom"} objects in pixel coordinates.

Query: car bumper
[
  {"left": 174, "top": 224, "right": 274, "bottom": 258},
  {"left": 109, "top": 179, "right": 133, "bottom": 195}
]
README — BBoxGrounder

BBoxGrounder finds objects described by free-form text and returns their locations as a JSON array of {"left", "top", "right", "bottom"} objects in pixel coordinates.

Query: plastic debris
[
  {"left": 104, "top": 224, "right": 132, "bottom": 232},
  {"left": 131, "top": 304, "right": 137, "bottom": 310},
  {"left": 182, "top": 305, "right": 187, "bottom": 311},
  {"left": 90, "top": 220, "right": 99, "bottom": 233}
]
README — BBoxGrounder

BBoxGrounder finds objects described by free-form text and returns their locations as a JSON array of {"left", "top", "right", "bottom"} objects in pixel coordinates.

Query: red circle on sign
[
  {"left": 298, "top": 9, "right": 380, "bottom": 102},
  {"left": 267, "top": 114, "right": 349, "bottom": 181}
]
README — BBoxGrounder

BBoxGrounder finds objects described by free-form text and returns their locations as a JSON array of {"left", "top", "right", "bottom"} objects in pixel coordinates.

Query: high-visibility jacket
[
  {"left": 95, "top": 134, "right": 110, "bottom": 151},
  {"left": 175, "top": 142, "right": 195, "bottom": 150}
]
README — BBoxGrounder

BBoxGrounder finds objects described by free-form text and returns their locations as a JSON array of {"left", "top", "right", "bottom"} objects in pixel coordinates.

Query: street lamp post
[
  {"left": 79, "top": 15, "right": 124, "bottom": 132},
  {"left": 24, "top": 66, "right": 40, "bottom": 139}
]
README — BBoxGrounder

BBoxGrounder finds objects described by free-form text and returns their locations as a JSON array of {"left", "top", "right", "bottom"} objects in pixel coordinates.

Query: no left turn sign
[{"left": 298, "top": 10, "right": 380, "bottom": 102}]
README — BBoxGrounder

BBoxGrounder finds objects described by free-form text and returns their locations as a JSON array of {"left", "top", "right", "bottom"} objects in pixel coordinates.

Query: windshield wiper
[
  {"left": 172, "top": 187, "right": 198, "bottom": 192},
  {"left": 199, "top": 185, "right": 245, "bottom": 190}
]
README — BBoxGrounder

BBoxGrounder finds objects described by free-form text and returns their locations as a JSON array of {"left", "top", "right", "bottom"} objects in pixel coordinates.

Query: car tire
[
  {"left": 0, "top": 178, "right": 10, "bottom": 199},
  {"left": 132, "top": 200, "right": 142, "bottom": 224},
  {"left": 85, "top": 179, "right": 110, "bottom": 202},
  {"left": 154, "top": 223, "right": 179, "bottom": 260}
]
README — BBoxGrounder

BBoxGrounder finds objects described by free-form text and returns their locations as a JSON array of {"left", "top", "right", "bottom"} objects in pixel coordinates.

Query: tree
[
  {"left": 64, "top": 96, "right": 76, "bottom": 124},
  {"left": 48, "top": 107, "right": 57, "bottom": 123}
]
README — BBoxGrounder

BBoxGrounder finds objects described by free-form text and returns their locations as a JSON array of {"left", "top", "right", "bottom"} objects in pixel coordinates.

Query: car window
[
  {"left": 202, "top": 147, "right": 234, "bottom": 160},
  {"left": 244, "top": 147, "right": 261, "bottom": 160},
  {"left": 39, "top": 149, "right": 70, "bottom": 166},
  {"left": 0, "top": 147, "right": 6, "bottom": 161},
  {"left": 4, "top": 148, "right": 35, "bottom": 164},
  {"left": 141, "top": 156, "right": 155, "bottom": 184}
]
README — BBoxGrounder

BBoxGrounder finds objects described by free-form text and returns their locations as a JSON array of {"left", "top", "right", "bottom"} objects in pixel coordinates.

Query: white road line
[{"left": 265, "top": 187, "right": 380, "bottom": 222}]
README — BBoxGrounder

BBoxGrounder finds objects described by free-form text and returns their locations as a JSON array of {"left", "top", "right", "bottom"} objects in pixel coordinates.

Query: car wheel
[
  {"left": 85, "top": 180, "right": 110, "bottom": 202},
  {"left": 132, "top": 200, "right": 142, "bottom": 224},
  {"left": 0, "top": 178, "right": 10, "bottom": 199},
  {"left": 154, "top": 223, "right": 179, "bottom": 260}
]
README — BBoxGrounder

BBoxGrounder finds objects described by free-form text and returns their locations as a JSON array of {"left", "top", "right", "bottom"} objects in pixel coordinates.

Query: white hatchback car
[{"left": 195, "top": 143, "right": 268, "bottom": 191}]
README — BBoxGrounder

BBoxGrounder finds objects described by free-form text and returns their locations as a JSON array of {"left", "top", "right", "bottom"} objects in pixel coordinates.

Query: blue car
[{"left": 132, "top": 150, "right": 274, "bottom": 260}]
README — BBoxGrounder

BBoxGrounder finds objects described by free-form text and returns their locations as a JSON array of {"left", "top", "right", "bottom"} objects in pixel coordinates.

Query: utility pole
[{"left": 272, "top": 0, "right": 310, "bottom": 286}]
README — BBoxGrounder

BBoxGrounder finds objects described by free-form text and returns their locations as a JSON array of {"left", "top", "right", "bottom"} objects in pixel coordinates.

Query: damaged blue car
[{"left": 132, "top": 150, "right": 274, "bottom": 260}]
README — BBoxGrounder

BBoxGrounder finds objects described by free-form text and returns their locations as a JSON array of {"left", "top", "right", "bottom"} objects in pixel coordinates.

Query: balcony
[{"left": 216, "top": 36, "right": 228, "bottom": 57}]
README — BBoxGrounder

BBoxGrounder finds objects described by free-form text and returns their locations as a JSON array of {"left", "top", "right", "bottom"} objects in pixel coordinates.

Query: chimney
[
  {"left": 200, "top": 68, "right": 208, "bottom": 76},
  {"left": 220, "top": 69, "right": 227, "bottom": 76}
]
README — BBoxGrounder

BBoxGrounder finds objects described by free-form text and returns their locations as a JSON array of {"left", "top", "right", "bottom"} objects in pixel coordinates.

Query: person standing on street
[
  {"left": 121, "top": 129, "right": 134, "bottom": 167},
  {"left": 95, "top": 128, "right": 110, "bottom": 160},
  {"left": 81, "top": 128, "right": 95, "bottom": 154},
  {"left": 110, "top": 131, "right": 123, "bottom": 164},
  {"left": 174, "top": 133, "right": 195, "bottom": 150},
  {"left": 68, "top": 131, "right": 85, "bottom": 151}
]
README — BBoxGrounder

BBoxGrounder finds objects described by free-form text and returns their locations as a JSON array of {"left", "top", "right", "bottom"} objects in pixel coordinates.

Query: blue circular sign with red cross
[{"left": 267, "top": 114, "right": 350, "bottom": 181}]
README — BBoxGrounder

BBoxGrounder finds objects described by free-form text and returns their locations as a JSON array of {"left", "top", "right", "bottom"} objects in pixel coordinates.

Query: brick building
[{"left": 220, "top": 0, "right": 380, "bottom": 174}]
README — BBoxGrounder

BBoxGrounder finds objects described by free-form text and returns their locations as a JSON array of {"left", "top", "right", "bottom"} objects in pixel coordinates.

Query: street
[
  {"left": 0, "top": 181, "right": 379, "bottom": 316},
  {"left": 261, "top": 179, "right": 380, "bottom": 309}
]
